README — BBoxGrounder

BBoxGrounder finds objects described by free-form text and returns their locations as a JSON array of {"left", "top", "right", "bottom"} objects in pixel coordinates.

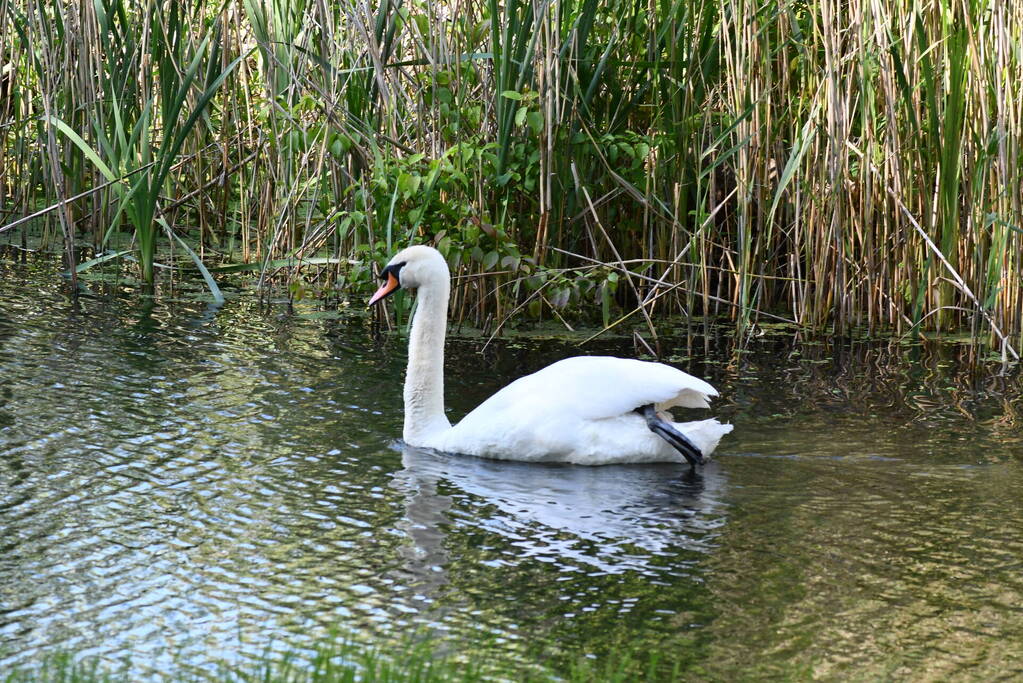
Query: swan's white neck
[{"left": 403, "top": 272, "right": 452, "bottom": 444}]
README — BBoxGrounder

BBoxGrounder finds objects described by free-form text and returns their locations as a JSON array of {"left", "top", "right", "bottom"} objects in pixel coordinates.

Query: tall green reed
[{"left": 1, "top": 0, "right": 1021, "bottom": 354}]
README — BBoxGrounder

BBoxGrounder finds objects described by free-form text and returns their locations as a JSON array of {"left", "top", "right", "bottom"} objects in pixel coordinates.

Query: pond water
[{"left": 1, "top": 256, "right": 1022, "bottom": 680}]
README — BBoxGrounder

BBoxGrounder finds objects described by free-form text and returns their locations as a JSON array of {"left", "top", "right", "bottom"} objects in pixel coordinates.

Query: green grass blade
[
  {"left": 74, "top": 250, "right": 132, "bottom": 273},
  {"left": 159, "top": 218, "right": 225, "bottom": 303},
  {"left": 47, "top": 116, "right": 117, "bottom": 182}
]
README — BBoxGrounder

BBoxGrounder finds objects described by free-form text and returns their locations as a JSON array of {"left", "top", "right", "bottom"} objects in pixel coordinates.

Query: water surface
[{"left": 1, "top": 257, "right": 1021, "bottom": 679}]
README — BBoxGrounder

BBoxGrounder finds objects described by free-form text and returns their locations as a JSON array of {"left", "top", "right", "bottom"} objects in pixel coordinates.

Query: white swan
[{"left": 369, "top": 245, "right": 733, "bottom": 467}]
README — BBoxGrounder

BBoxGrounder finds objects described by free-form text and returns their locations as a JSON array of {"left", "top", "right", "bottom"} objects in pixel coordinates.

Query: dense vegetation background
[{"left": 0, "top": 0, "right": 1020, "bottom": 354}]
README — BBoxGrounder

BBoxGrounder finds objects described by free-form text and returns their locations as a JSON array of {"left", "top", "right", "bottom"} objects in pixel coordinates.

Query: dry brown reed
[{"left": 0, "top": 0, "right": 1020, "bottom": 352}]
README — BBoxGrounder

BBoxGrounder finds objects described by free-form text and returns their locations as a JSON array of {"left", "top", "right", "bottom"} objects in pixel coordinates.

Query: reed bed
[{"left": 0, "top": 0, "right": 1020, "bottom": 353}]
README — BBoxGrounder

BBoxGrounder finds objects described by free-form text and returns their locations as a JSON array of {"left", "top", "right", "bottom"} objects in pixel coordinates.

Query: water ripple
[{"left": 1, "top": 259, "right": 1022, "bottom": 679}]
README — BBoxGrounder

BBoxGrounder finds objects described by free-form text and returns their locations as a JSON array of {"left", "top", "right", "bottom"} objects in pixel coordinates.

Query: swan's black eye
[{"left": 379, "top": 261, "right": 406, "bottom": 280}]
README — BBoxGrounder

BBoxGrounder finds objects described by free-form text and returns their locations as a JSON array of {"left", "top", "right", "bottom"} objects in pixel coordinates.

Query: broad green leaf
[
  {"left": 526, "top": 111, "right": 543, "bottom": 135},
  {"left": 483, "top": 250, "right": 500, "bottom": 270}
]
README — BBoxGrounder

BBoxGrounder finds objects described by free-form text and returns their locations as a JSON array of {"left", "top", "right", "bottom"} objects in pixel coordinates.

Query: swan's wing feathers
[
  {"left": 457, "top": 356, "right": 718, "bottom": 427},
  {"left": 545, "top": 356, "right": 718, "bottom": 417}
]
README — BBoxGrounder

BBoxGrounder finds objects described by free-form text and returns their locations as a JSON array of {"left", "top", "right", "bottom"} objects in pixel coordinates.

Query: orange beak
[{"left": 369, "top": 272, "right": 400, "bottom": 305}]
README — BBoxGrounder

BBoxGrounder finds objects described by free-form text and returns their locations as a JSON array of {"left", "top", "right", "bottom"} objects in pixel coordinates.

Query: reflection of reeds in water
[
  {"left": 702, "top": 331, "right": 1023, "bottom": 459},
  {"left": 697, "top": 336, "right": 1023, "bottom": 679},
  {"left": 1, "top": 1, "right": 1022, "bottom": 352}
]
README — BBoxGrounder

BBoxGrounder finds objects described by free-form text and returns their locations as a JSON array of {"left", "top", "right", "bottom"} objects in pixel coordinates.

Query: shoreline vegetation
[
  {"left": 1, "top": 634, "right": 682, "bottom": 682},
  {"left": 0, "top": 1, "right": 1021, "bottom": 356}
]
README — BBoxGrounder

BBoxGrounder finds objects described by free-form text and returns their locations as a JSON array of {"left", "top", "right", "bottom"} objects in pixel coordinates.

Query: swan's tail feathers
[{"left": 678, "top": 419, "right": 734, "bottom": 459}]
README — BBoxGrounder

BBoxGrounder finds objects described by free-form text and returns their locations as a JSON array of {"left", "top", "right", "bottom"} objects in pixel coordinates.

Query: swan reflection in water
[{"left": 389, "top": 444, "right": 731, "bottom": 601}]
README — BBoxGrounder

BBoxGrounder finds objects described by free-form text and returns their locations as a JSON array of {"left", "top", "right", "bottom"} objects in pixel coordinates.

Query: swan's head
[{"left": 368, "top": 245, "right": 449, "bottom": 305}]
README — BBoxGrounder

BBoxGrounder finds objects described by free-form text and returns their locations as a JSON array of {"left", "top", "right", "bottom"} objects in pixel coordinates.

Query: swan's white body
[{"left": 375, "top": 245, "right": 732, "bottom": 465}]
